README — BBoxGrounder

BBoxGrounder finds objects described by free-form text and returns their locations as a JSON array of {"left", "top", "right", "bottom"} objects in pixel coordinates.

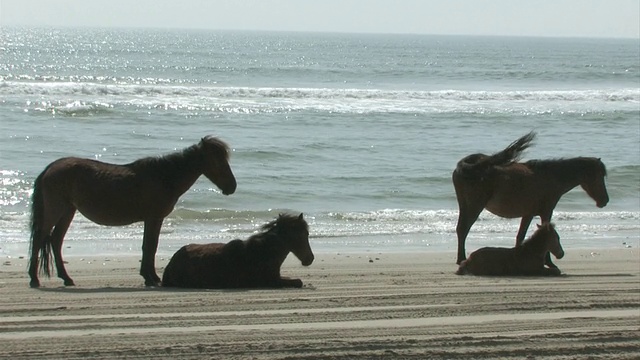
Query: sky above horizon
[{"left": 1, "top": 0, "right": 639, "bottom": 39}]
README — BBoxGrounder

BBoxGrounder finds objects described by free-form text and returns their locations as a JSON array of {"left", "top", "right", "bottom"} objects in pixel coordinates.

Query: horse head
[
  {"left": 199, "top": 136, "right": 237, "bottom": 195},
  {"left": 275, "top": 213, "right": 314, "bottom": 266},
  {"left": 538, "top": 223, "right": 564, "bottom": 259},
  {"left": 580, "top": 158, "right": 609, "bottom": 208}
]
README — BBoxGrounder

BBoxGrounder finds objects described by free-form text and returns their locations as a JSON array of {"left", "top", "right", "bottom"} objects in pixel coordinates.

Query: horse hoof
[
  {"left": 145, "top": 280, "right": 160, "bottom": 287},
  {"left": 29, "top": 281, "right": 40, "bottom": 288},
  {"left": 64, "top": 280, "right": 76, "bottom": 286}
]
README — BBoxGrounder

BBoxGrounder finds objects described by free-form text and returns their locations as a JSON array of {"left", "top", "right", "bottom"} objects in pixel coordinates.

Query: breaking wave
[{"left": 2, "top": 80, "right": 638, "bottom": 115}]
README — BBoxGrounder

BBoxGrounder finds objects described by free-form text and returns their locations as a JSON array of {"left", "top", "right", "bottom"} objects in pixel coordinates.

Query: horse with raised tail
[{"left": 452, "top": 131, "right": 608, "bottom": 267}]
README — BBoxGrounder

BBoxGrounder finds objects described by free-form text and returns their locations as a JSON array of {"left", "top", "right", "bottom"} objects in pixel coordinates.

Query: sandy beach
[{"left": 0, "top": 248, "right": 638, "bottom": 359}]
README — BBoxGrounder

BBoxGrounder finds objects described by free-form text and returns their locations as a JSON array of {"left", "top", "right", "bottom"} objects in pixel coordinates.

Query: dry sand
[{"left": 0, "top": 248, "right": 638, "bottom": 359}]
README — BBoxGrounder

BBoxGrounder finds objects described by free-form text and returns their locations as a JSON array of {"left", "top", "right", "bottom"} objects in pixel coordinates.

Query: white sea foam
[
  {"left": 3, "top": 81, "right": 639, "bottom": 115},
  {"left": 3, "top": 80, "right": 639, "bottom": 101}
]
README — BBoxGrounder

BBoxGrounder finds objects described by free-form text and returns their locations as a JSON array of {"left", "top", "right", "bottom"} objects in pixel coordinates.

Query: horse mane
[
  {"left": 260, "top": 213, "right": 307, "bottom": 232},
  {"left": 127, "top": 144, "right": 199, "bottom": 177},
  {"left": 521, "top": 223, "right": 556, "bottom": 252},
  {"left": 199, "top": 136, "right": 231, "bottom": 161},
  {"left": 239, "top": 214, "right": 306, "bottom": 245},
  {"left": 129, "top": 136, "right": 230, "bottom": 172},
  {"left": 241, "top": 214, "right": 307, "bottom": 259},
  {"left": 524, "top": 157, "right": 607, "bottom": 181}
]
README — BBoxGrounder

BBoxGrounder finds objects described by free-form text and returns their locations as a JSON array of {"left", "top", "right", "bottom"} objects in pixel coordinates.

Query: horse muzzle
[
  {"left": 222, "top": 181, "right": 237, "bottom": 195},
  {"left": 554, "top": 251, "right": 565, "bottom": 259},
  {"left": 301, "top": 255, "right": 314, "bottom": 267},
  {"left": 596, "top": 194, "right": 609, "bottom": 208}
]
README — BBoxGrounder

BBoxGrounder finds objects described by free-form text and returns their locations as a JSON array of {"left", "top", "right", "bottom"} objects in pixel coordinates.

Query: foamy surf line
[
  {"left": 1, "top": 211, "right": 638, "bottom": 254},
  {"left": 3, "top": 81, "right": 639, "bottom": 114},
  {"left": 2, "top": 81, "right": 639, "bottom": 101}
]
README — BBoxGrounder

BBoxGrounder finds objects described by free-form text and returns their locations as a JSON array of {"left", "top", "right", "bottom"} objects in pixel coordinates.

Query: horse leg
[
  {"left": 278, "top": 277, "right": 303, "bottom": 288},
  {"left": 50, "top": 209, "right": 76, "bottom": 286},
  {"left": 28, "top": 236, "right": 44, "bottom": 288},
  {"left": 542, "top": 252, "right": 558, "bottom": 269},
  {"left": 542, "top": 267, "right": 562, "bottom": 276},
  {"left": 141, "top": 218, "right": 163, "bottom": 287},
  {"left": 455, "top": 205, "right": 484, "bottom": 264},
  {"left": 452, "top": 174, "right": 490, "bottom": 264},
  {"left": 515, "top": 216, "right": 534, "bottom": 246},
  {"left": 28, "top": 207, "right": 60, "bottom": 288},
  {"left": 538, "top": 211, "right": 558, "bottom": 269}
]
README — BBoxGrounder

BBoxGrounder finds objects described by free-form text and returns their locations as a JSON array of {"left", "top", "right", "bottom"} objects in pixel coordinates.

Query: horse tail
[
  {"left": 29, "top": 170, "right": 53, "bottom": 278},
  {"left": 487, "top": 131, "right": 536, "bottom": 167},
  {"left": 455, "top": 132, "right": 536, "bottom": 180}
]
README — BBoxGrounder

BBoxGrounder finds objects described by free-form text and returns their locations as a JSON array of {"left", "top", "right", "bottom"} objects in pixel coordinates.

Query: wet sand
[{"left": 1, "top": 248, "right": 638, "bottom": 359}]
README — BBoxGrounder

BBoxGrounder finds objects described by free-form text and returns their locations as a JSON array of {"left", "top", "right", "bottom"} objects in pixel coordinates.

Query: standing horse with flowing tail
[
  {"left": 452, "top": 132, "right": 609, "bottom": 267},
  {"left": 28, "top": 136, "right": 237, "bottom": 288}
]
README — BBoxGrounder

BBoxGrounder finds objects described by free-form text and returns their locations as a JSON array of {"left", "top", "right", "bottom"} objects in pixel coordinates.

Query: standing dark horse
[
  {"left": 29, "top": 136, "right": 237, "bottom": 288},
  {"left": 456, "top": 223, "right": 564, "bottom": 276},
  {"left": 452, "top": 132, "right": 608, "bottom": 266},
  {"left": 162, "top": 213, "right": 314, "bottom": 289}
]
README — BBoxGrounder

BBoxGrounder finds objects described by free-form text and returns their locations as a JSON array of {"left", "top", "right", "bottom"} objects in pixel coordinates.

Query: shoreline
[
  {"left": 1, "top": 248, "right": 638, "bottom": 359},
  {"left": 1, "top": 228, "right": 637, "bottom": 260}
]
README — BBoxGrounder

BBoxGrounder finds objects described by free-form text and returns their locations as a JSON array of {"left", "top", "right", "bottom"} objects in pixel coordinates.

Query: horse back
[
  {"left": 453, "top": 154, "right": 491, "bottom": 181},
  {"left": 458, "top": 247, "right": 516, "bottom": 275},
  {"left": 480, "top": 162, "right": 562, "bottom": 218},
  {"left": 162, "top": 242, "right": 225, "bottom": 287},
  {"left": 41, "top": 157, "right": 180, "bottom": 225},
  {"left": 162, "top": 241, "right": 248, "bottom": 288},
  {"left": 44, "top": 157, "right": 123, "bottom": 174}
]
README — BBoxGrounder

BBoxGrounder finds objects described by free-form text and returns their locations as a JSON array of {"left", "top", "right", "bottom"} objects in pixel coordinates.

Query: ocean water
[{"left": 1, "top": 28, "right": 639, "bottom": 258}]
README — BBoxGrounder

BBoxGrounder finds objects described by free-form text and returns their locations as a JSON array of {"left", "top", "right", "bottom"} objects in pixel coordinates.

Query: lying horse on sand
[
  {"left": 162, "top": 213, "right": 314, "bottom": 289},
  {"left": 456, "top": 223, "right": 564, "bottom": 276}
]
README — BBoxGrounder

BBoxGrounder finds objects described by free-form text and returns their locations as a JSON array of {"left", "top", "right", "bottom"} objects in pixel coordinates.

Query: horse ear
[{"left": 298, "top": 213, "right": 304, "bottom": 220}]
